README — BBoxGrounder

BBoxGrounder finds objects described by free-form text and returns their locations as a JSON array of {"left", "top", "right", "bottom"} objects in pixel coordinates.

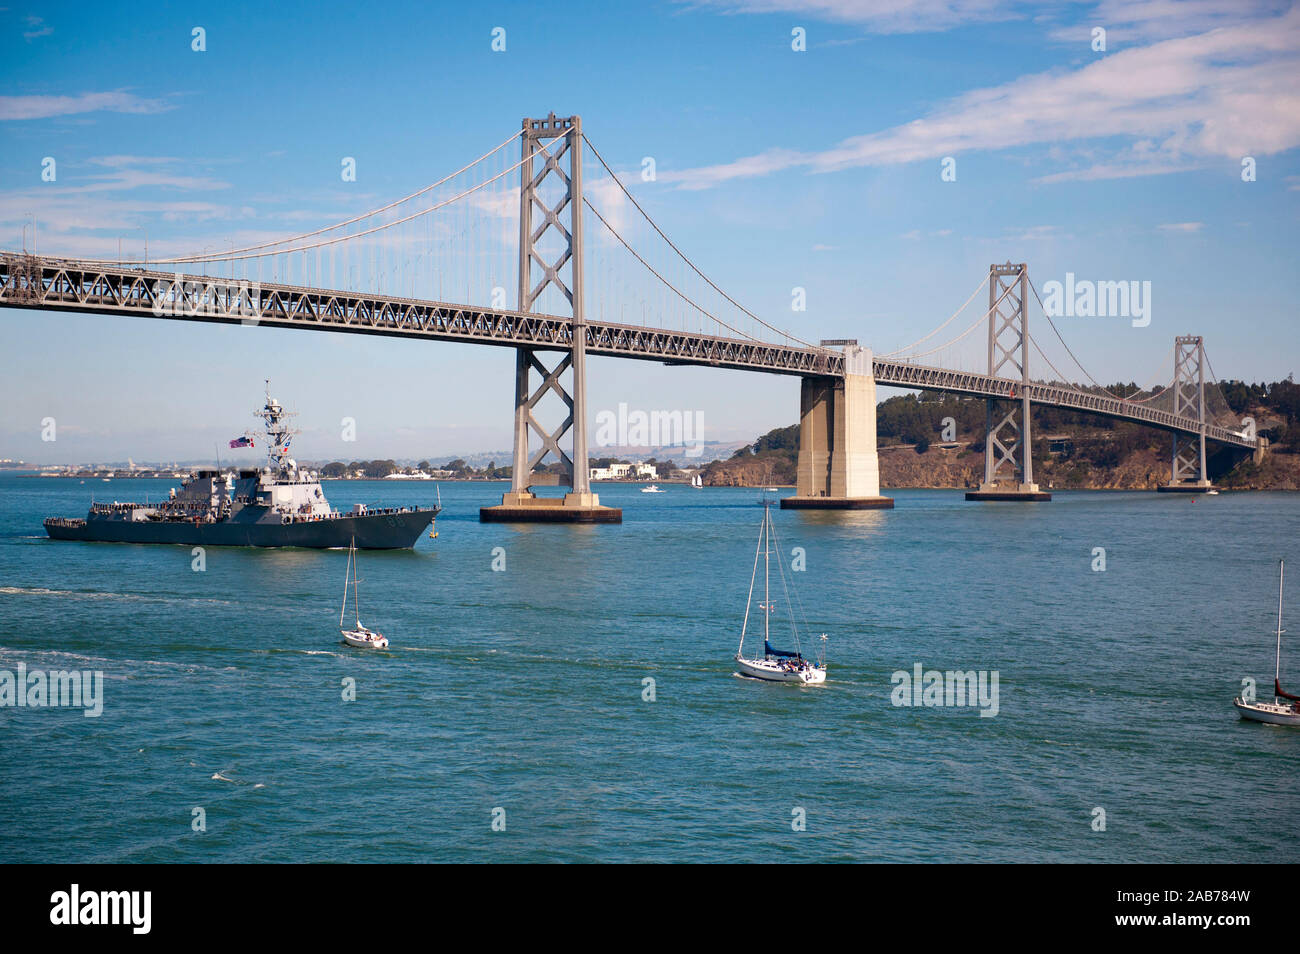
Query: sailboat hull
[
  {"left": 342, "top": 629, "right": 388, "bottom": 649},
  {"left": 735, "top": 655, "right": 826, "bottom": 685},
  {"left": 1234, "top": 697, "right": 1300, "bottom": 725}
]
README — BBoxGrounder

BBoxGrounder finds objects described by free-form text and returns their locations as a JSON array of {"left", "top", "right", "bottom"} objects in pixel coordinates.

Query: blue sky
[{"left": 1, "top": 0, "right": 1297, "bottom": 463}]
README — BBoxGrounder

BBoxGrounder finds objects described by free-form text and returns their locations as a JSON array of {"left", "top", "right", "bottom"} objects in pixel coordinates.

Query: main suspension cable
[{"left": 582, "top": 133, "right": 824, "bottom": 351}]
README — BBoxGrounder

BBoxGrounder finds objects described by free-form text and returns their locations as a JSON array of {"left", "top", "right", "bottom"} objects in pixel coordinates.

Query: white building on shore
[{"left": 589, "top": 462, "right": 658, "bottom": 481}]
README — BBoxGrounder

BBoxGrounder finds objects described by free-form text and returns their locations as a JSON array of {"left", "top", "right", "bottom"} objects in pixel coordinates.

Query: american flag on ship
[{"left": 229, "top": 436, "right": 254, "bottom": 448}]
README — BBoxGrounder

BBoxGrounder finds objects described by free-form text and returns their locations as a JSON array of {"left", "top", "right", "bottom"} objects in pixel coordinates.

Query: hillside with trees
[{"left": 700, "top": 378, "right": 1300, "bottom": 490}]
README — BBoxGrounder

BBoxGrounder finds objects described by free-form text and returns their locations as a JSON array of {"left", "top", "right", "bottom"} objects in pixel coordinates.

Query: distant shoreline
[
  {"left": 12, "top": 472, "right": 1290, "bottom": 492},
  {"left": 12, "top": 471, "right": 727, "bottom": 486}
]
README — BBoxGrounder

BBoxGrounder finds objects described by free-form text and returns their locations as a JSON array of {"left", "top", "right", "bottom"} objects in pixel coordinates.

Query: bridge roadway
[{"left": 0, "top": 253, "right": 1254, "bottom": 449}]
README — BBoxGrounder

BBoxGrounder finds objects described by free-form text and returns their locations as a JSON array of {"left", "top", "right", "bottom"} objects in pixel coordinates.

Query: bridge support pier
[
  {"left": 967, "top": 263, "right": 1050, "bottom": 502},
  {"left": 1156, "top": 335, "right": 1213, "bottom": 494},
  {"left": 480, "top": 113, "right": 621, "bottom": 524},
  {"left": 782, "top": 346, "right": 894, "bottom": 510}
]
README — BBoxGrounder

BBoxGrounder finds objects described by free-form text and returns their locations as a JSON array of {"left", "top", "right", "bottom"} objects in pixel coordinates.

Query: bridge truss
[{"left": 0, "top": 251, "right": 1254, "bottom": 451}]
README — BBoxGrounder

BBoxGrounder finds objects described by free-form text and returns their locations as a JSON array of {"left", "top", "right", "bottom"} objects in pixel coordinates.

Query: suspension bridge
[{"left": 0, "top": 113, "right": 1259, "bottom": 521}]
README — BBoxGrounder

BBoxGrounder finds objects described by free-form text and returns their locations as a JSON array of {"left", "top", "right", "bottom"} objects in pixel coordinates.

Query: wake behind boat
[
  {"left": 340, "top": 537, "right": 388, "bottom": 649},
  {"left": 734, "top": 501, "right": 827, "bottom": 685},
  {"left": 1234, "top": 559, "right": 1299, "bottom": 726}
]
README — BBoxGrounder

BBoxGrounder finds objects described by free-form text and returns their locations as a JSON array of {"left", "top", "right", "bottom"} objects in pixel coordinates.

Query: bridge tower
[
  {"left": 966, "top": 262, "right": 1050, "bottom": 501},
  {"left": 481, "top": 114, "right": 620, "bottom": 523},
  {"left": 1156, "top": 334, "right": 1212, "bottom": 493}
]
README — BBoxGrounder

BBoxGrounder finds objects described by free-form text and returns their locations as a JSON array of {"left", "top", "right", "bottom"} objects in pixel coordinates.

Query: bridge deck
[{"left": 0, "top": 253, "right": 1254, "bottom": 448}]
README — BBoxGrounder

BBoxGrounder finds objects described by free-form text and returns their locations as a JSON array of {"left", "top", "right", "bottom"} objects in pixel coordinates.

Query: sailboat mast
[
  {"left": 1276, "top": 559, "right": 1285, "bottom": 692},
  {"left": 763, "top": 505, "right": 770, "bottom": 647},
  {"left": 352, "top": 538, "right": 361, "bottom": 625},
  {"left": 340, "top": 544, "right": 351, "bottom": 627},
  {"left": 738, "top": 512, "right": 764, "bottom": 656}
]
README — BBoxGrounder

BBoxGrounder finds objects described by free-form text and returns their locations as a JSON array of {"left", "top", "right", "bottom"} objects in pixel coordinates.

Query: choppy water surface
[{"left": 1, "top": 473, "right": 1296, "bottom": 862}]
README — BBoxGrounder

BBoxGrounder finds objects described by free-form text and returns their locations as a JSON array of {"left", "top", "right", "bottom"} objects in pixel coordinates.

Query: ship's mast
[{"left": 255, "top": 379, "right": 300, "bottom": 476}]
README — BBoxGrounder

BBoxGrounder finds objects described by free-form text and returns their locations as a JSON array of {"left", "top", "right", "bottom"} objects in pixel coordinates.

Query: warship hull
[{"left": 45, "top": 508, "right": 437, "bottom": 550}]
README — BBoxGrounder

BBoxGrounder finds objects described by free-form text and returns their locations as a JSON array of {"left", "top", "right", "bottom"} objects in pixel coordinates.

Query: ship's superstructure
[{"left": 44, "top": 387, "right": 438, "bottom": 549}]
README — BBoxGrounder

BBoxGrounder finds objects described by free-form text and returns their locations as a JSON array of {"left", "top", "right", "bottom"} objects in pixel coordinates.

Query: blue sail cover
[{"left": 765, "top": 640, "right": 801, "bottom": 659}]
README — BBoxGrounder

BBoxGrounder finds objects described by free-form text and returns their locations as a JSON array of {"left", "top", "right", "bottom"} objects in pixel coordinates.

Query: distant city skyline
[{"left": 2, "top": 0, "right": 1298, "bottom": 462}]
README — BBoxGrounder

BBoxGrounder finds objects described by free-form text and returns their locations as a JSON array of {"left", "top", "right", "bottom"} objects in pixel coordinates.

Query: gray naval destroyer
[{"left": 44, "top": 389, "right": 439, "bottom": 549}]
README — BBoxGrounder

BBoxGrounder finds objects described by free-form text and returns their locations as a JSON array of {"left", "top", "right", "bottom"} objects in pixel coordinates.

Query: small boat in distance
[
  {"left": 1234, "top": 559, "right": 1299, "bottom": 726},
  {"left": 340, "top": 537, "right": 389, "bottom": 649},
  {"left": 691, "top": 473, "right": 703, "bottom": 489},
  {"left": 735, "top": 501, "right": 826, "bottom": 685},
  {"left": 641, "top": 484, "right": 664, "bottom": 494}
]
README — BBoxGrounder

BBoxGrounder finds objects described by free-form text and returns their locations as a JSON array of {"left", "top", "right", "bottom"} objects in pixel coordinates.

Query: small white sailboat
[
  {"left": 340, "top": 536, "right": 389, "bottom": 649},
  {"left": 735, "top": 502, "right": 826, "bottom": 685},
  {"left": 691, "top": 473, "right": 703, "bottom": 489},
  {"left": 1234, "top": 559, "right": 1299, "bottom": 726},
  {"left": 641, "top": 483, "right": 664, "bottom": 494}
]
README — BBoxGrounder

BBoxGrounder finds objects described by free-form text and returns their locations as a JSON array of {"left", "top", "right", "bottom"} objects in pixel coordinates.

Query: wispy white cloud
[
  {"left": 1156, "top": 221, "right": 1203, "bottom": 232},
  {"left": 1032, "top": 159, "right": 1200, "bottom": 183},
  {"left": 0, "top": 156, "right": 239, "bottom": 258},
  {"left": 1048, "top": 0, "right": 1289, "bottom": 44},
  {"left": 899, "top": 229, "right": 956, "bottom": 240},
  {"left": 0, "top": 90, "right": 172, "bottom": 121},
  {"left": 22, "top": 14, "right": 52, "bottom": 40},
  {"left": 681, "top": 0, "right": 1029, "bottom": 34},
  {"left": 1004, "top": 224, "right": 1067, "bottom": 241},
  {"left": 659, "top": 6, "right": 1300, "bottom": 189}
]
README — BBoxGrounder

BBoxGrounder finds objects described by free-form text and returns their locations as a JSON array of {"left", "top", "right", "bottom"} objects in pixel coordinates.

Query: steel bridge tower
[
  {"left": 1157, "top": 334, "right": 1213, "bottom": 493},
  {"left": 966, "top": 262, "right": 1050, "bottom": 501},
  {"left": 482, "top": 114, "right": 621, "bottom": 522}
]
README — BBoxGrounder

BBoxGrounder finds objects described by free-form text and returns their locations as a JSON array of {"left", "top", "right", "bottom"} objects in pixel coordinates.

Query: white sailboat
[
  {"left": 735, "top": 502, "right": 826, "bottom": 685},
  {"left": 691, "top": 473, "right": 703, "bottom": 489},
  {"left": 1234, "top": 559, "right": 1299, "bottom": 725},
  {"left": 340, "top": 536, "right": 389, "bottom": 649}
]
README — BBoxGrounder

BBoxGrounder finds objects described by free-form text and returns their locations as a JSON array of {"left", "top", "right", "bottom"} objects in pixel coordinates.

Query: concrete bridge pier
[{"left": 782, "top": 346, "right": 894, "bottom": 510}]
